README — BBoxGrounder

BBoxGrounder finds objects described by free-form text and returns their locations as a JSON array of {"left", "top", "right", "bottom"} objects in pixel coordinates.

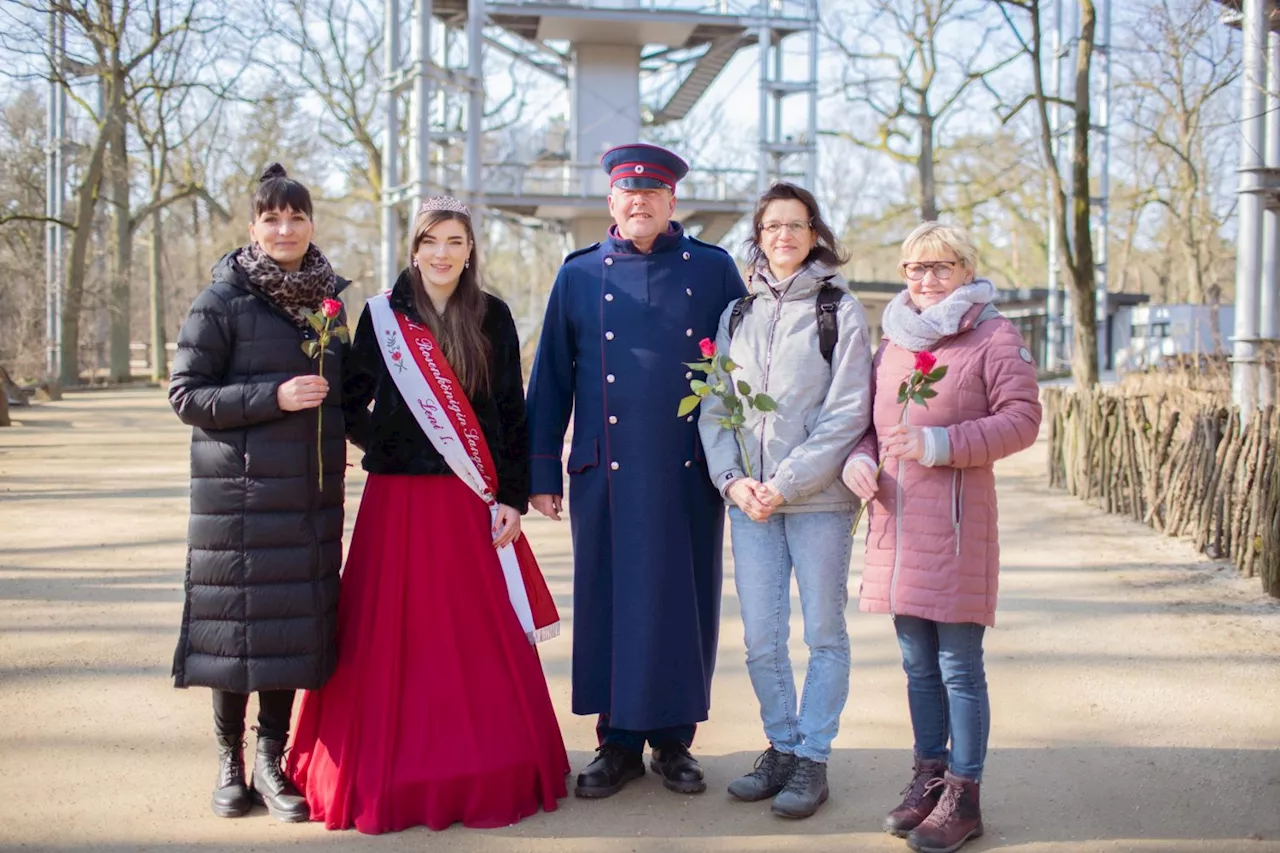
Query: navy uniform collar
[{"left": 604, "top": 221, "right": 685, "bottom": 256}]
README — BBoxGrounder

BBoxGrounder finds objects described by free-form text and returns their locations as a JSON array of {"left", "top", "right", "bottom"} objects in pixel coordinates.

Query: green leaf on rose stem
[
  {"left": 911, "top": 393, "right": 930, "bottom": 409},
  {"left": 301, "top": 340, "right": 320, "bottom": 358},
  {"left": 737, "top": 379, "right": 752, "bottom": 396},
  {"left": 918, "top": 387, "right": 938, "bottom": 399},
  {"left": 691, "top": 379, "right": 710, "bottom": 396},
  {"left": 334, "top": 325, "right": 350, "bottom": 344},
  {"left": 677, "top": 395, "right": 702, "bottom": 417},
  {"left": 684, "top": 361, "right": 711, "bottom": 373},
  {"left": 730, "top": 412, "right": 745, "bottom": 427},
  {"left": 897, "top": 381, "right": 909, "bottom": 404},
  {"left": 911, "top": 369, "right": 924, "bottom": 385},
  {"left": 753, "top": 393, "right": 777, "bottom": 412},
  {"left": 926, "top": 365, "right": 948, "bottom": 382},
  {"left": 718, "top": 355, "right": 739, "bottom": 373},
  {"left": 305, "top": 312, "right": 325, "bottom": 333},
  {"left": 718, "top": 417, "right": 735, "bottom": 430}
]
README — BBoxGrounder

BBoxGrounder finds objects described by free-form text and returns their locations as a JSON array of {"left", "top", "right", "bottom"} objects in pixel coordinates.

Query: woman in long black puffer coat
[{"left": 169, "top": 163, "right": 351, "bottom": 823}]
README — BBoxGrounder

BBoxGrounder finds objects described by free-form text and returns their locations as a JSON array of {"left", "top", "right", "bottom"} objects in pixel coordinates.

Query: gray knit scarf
[{"left": 880, "top": 278, "right": 998, "bottom": 352}]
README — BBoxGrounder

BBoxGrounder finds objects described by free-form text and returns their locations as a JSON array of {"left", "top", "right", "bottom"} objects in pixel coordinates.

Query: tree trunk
[
  {"left": 59, "top": 118, "right": 113, "bottom": 388},
  {"left": 149, "top": 209, "right": 167, "bottom": 382},
  {"left": 1068, "top": 0, "right": 1099, "bottom": 388},
  {"left": 919, "top": 113, "right": 939, "bottom": 222},
  {"left": 107, "top": 93, "right": 132, "bottom": 384}
]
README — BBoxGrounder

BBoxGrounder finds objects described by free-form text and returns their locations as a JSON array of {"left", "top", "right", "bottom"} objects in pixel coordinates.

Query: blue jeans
[
  {"left": 893, "top": 615, "right": 989, "bottom": 781},
  {"left": 729, "top": 507, "right": 853, "bottom": 762}
]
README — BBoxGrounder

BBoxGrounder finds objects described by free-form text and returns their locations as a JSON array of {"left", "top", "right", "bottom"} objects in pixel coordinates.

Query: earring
[
  {"left": 412, "top": 259, "right": 418, "bottom": 268},
  {"left": 464, "top": 260, "right": 470, "bottom": 269}
]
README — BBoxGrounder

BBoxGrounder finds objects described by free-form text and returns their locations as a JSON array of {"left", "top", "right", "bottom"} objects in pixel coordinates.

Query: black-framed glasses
[
  {"left": 901, "top": 261, "right": 958, "bottom": 281},
  {"left": 761, "top": 220, "right": 812, "bottom": 235}
]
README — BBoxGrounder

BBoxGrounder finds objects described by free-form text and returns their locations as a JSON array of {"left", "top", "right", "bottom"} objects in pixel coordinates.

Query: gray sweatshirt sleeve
[
  {"left": 698, "top": 302, "right": 748, "bottom": 496},
  {"left": 768, "top": 297, "right": 875, "bottom": 503}
]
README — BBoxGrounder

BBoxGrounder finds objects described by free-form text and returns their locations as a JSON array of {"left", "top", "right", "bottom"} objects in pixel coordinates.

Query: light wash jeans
[
  {"left": 729, "top": 507, "right": 853, "bottom": 763},
  {"left": 893, "top": 615, "right": 990, "bottom": 781}
]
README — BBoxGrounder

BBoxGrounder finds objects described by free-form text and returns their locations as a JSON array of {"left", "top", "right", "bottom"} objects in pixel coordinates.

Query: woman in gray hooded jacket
[{"left": 698, "top": 182, "right": 874, "bottom": 819}]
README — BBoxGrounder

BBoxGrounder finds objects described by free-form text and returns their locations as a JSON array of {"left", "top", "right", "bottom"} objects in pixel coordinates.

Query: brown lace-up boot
[
  {"left": 883, "top": 756, "right": 947, "bottom": 836},
  {"left": 906, "top": 771, "right": 983, "bottom": 853}
]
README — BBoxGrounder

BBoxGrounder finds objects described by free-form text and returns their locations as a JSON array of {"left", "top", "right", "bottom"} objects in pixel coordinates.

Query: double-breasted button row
[
  {"left": 609, "top": 415, "right": 618, "bottom": 424},
  {"left": 610, "top": 461, "right": 619, "bottom": 470},
  {"left": 605, "top": 257, "right": 614, "bottom": 266},
  {"left": 605, "top": 293, "right": 614, "bottom": 302},
  {"left": 605, "top": 331, "right": 615, "bottom": 340},
  {"left": 607, "top": 374, "right": 615, "bottom": 383}
]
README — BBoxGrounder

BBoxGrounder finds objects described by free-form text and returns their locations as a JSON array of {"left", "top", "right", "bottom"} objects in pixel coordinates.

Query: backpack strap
[
  {"left": 727, "top": 293, "right": 757, "bottom": 340},
  {"left": 815, "top": 284, "right": 843, "bottom": 364}
]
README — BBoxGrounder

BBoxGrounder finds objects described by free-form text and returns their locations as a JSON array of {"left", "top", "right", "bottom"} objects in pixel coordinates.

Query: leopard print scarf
[{"left": 237, "top": 242, "right": 337, "bottom": 328}]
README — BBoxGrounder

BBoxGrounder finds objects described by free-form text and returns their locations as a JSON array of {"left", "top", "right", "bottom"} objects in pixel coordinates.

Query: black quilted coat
[{"left": 169, "top": 249, "right": 349, "bottom": 693}]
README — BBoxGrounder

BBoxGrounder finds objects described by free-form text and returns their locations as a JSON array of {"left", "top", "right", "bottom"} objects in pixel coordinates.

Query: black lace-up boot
[
  {"left": 727, "top": 746, "right": 797, "bottom": 802},
  {"left": 211, "top": 733, "right": 251, "bottom": 818},
  {"left": 770, "top": 756, "right": 828, "bottom": 818},
  {"left": 249, "top": 728, "right": 309, "bottom": 822}
]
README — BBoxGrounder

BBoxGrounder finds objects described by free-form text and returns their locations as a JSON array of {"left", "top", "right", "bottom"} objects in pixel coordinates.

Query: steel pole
[
  {"left": 1095, "top": 0, "right": 1111, "bottom": 374},
  {"left": 1260, "top": 29, "right": 1280, "bottom": 407},
  {"left": 1045, "top": 0, "right": 1064, "bottom": 370},
  {"left": 1232, "top": 0, "right": 1271, "bottom": 417},
  {"left": 466, "top": 0, "right": 484, "bottom": 236},
  {"left": 382, "top": 0, "right": 402, "bottom": 285}
]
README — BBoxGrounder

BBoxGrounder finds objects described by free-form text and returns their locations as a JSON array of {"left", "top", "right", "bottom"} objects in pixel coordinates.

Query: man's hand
[
  {"left": 755, "top": 482, "right": 785, "bottom": 509},
  {"left": 277, "top": 375, "right": 329, "bottom": 412},
  {"left": 530, "top": 494, "right": 563, "bottom": 521},
  {"left": 727, "top": 478, "right": 771, "bottom": 523}
]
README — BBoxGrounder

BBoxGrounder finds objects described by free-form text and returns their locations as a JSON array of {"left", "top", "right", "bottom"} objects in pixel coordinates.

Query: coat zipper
[
  {"left": 952, "top": 469, "right": 965, "bottom": 556},
  {"left": 888, "top": 407, "right": 909, "bottom": 615},
  {"left": 755, "top": 291, "right": 786, "bottom": 479}
]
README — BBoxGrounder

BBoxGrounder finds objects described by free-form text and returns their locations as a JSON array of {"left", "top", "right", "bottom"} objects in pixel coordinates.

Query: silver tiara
[{"left": 418, "top": 196, "right": 470, "bottom": 217}]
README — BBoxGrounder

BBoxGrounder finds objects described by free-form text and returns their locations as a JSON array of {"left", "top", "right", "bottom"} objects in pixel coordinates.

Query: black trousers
[{"left": 211, "top": 689, "right": 296, "bottom": 740}]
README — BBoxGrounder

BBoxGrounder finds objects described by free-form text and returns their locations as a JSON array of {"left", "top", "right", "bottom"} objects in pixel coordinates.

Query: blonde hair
[{"left": 900, "top": 222, "right": 979, "bottom": 272}]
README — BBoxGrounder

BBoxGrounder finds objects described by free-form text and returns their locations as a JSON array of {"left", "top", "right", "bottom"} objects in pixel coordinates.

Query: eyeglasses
[
  {"left": 761, "top": 221, "right": 812, "bottom": 236},
  {"left": 901, "top": 261, "right": 958, "bottom": 281}
]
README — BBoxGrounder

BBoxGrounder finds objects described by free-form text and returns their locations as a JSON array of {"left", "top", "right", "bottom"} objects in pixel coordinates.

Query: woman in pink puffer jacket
[{"left": 841, "top": 222, "right": 1041, "bottom": 853}]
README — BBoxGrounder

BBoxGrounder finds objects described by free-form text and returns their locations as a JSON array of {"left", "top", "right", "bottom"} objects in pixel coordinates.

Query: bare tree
[
  {"left": 825, "top": 0, "right": 1020, "bottom": 221},
  {"left": 0, "top": 0, "right": 210, "bottom": 386},
  {"left": 1116, "top": 0, "right": 1240, "bottom": 305},
  {"left": 996, "top": 0, "right": 1100, "bottom": 388}
]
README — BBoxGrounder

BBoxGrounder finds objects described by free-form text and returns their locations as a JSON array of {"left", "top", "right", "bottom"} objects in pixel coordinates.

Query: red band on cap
[{"left": 609, "top": 160, "right": 677, "bottom": 188}]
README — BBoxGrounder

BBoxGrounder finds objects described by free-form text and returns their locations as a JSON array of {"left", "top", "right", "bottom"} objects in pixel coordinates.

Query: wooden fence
[{"left": 1043, "top": 387, "right": 1280, "bottom": 597}]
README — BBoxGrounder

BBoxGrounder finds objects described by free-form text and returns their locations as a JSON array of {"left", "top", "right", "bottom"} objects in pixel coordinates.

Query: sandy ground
[{"left": 1, "top": 388, "right": 1278, "bottom": 853}]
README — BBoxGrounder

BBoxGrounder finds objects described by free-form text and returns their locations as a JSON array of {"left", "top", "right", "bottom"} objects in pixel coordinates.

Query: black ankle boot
[
  {"left": 211, "top": 734, "right": 251, "bottom": 818},
  {"left": 249, "top": 729, "right": 309, "bottom": 823}
]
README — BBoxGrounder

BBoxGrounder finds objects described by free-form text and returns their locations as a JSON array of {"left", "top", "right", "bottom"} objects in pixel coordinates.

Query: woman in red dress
[{"left": 287, "top": 196, "right": 568, "bottom": 834}]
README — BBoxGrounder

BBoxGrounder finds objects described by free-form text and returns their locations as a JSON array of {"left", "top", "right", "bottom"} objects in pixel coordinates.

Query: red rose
[
  {"left": 699, "top": 337, "right": 716, "bottom": 359},
  {"left": 914, "top": 351, "right": 937, "bottom": 375},
  {"left": 321, "top": 298, "right": 342, "bottom": 319}
]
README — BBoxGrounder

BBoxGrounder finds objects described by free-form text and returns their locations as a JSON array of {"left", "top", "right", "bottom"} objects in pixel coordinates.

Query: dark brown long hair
[
  {"left": 408, "top": 209, "right": 491, "bottom": 397},
  {"left": 744, "top": 181, "right": 848, "bottom": 271}
]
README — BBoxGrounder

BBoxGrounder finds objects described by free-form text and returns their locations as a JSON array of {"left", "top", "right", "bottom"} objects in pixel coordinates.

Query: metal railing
[
  {"left": 431, "top": 160, "right": 759, "bottom": 203},
  {"left": 487, "top": 0, "right": 814, "bottom": 21}
]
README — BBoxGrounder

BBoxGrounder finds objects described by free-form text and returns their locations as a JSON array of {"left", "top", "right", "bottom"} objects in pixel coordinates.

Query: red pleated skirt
[{"left": 287, "top": 473, "right": 569, "bottom": 834}]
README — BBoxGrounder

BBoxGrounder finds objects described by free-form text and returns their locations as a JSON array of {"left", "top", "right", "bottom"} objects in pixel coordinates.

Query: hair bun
[{"left": 259, "top": 162, "right": 288, "bottom": 182}]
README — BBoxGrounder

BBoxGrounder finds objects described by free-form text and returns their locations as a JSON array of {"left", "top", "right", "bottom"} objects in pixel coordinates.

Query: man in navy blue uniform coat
[{"left": 527, "top": 143, "right": 747, "bottom": 798}]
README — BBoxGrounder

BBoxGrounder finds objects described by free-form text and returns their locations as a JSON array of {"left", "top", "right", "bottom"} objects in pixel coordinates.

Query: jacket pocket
[
  {"left": 951, "top": 469, "right": 965, "bottom": 556},
  {"left": 567, "top": 437, "right": 599, "bottom": 475}
]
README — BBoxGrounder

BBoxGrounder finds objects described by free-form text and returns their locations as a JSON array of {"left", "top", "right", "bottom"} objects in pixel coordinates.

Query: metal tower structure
[
  {"left": 1044, "top": 0, "right": 1113, "bottom": 374},
  {"left": 1217, "top": 0, "right": 1280, "bottom": 415},
  {"left": 45, "top": 9, "right": 68, "bottom": 382},
  {"left": 378, "top": 0, "right": 819, "bottom": 283}
]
